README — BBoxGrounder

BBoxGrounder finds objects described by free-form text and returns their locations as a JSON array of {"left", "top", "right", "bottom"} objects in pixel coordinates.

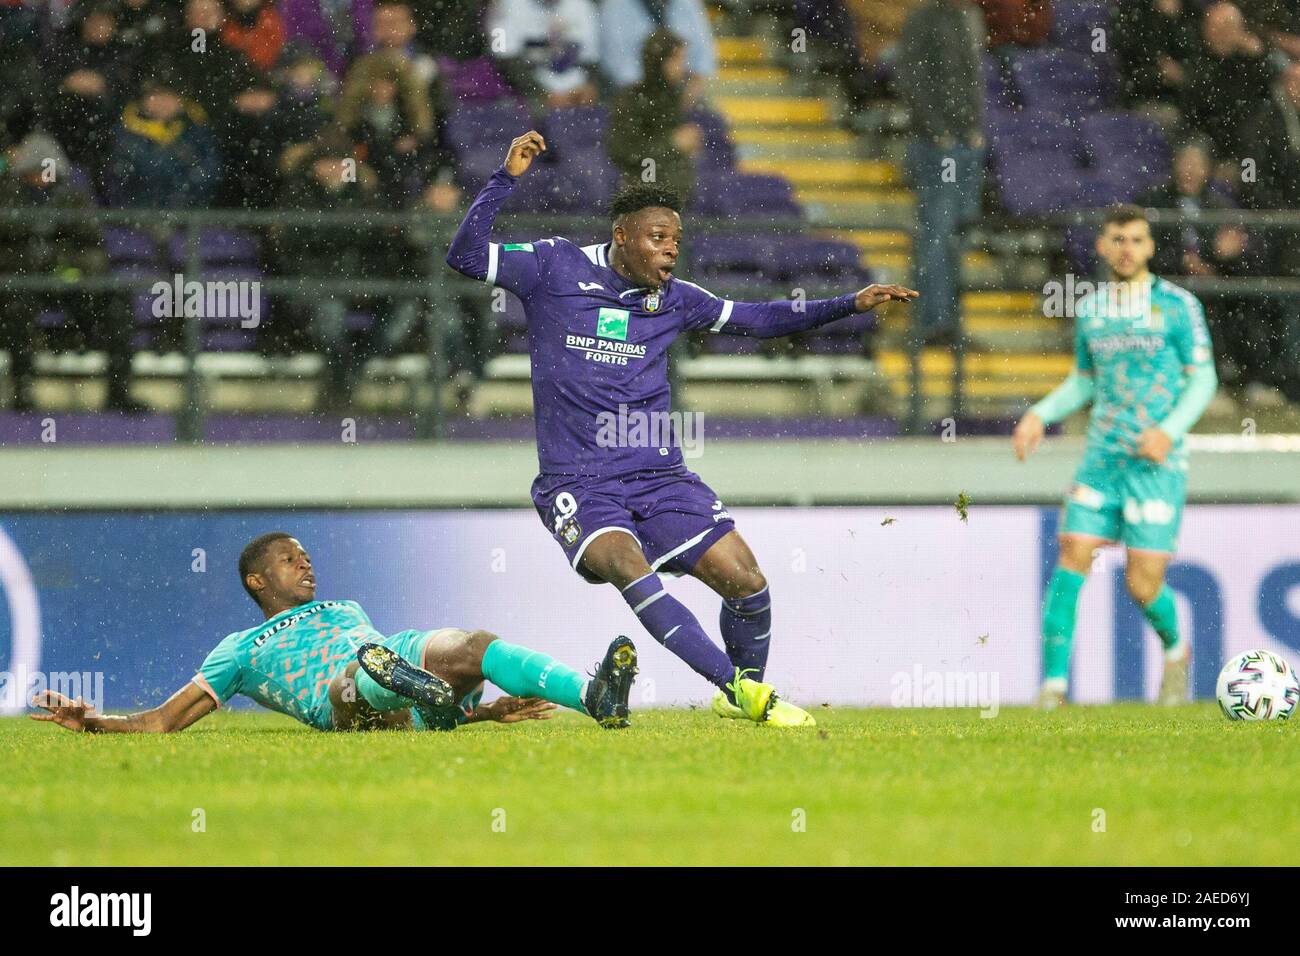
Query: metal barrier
[{"left": 3, "top": 205, "right": 1299, "bottom": 441}]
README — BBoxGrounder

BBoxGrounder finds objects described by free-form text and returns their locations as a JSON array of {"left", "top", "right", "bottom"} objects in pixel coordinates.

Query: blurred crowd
[{"left": 0, "top": 0, "right": 1298, "bottom": 412}]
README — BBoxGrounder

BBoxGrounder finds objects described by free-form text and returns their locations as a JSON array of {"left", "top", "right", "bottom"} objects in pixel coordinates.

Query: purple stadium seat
[
  {"left": 983, "top": 55, "right": 1020, "bottom": 113},
  {"left": 993, "top": 156, "right": 1084, "bottom": 216},
  {"left": 104, "top": 227, "right": 160, "bottom": 263},
  {"left": 167, "top": 228, "right": 260, "bottom": 267},
  {"left": 1050, "top": 1, "right": 1112, "bottom": 55},
  {"left": 1078, "top": 110, "right": 1170, "bottom": 191},
  {"left": 1011, "top": 49, "right": 1113, "bottom": 116},
  {"left": 989, "top": 109, "right": 1083, "bottom": 159},
  {"left": 694, "top": 172, "right": 801, "bottom": 219},
  {"left": 544, "top": 105, "right": 607, "bottom": 153},
  {"left": 447, "top": 101, "right": 533, "bottom": 153}
]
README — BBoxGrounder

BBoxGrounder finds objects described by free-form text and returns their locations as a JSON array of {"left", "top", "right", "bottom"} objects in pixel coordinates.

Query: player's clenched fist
[
  {"left": 1012, "top": 411, "right": 1045, "bottom": 461},
  {"left": 504, "top": 131, "right": 547, "bottom": 177},
  {"left": 854, "top": 284, "right": 919, "bottom": 313}
]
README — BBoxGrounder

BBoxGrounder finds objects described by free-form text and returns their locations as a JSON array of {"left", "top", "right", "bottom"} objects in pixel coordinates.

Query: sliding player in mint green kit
[
  {"left": 1012, "top": 205, "right": 1217, "bottom": 709},
  {"left": 29, "top": 532, "right": 638, "bottom": 735}
]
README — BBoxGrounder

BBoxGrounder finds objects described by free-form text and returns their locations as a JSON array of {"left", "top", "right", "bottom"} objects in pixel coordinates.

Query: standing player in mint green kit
[
  {"left": 30, "top": 532, "right": 638, "bottom": 734},
  {"left": 1013, "top": 205, "right": 1218, "bottom": 709}
]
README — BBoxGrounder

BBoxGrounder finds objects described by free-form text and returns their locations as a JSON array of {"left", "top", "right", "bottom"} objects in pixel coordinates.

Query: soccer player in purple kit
[{"left": 447, "top": 131, "right": 917, "bottom": 727}]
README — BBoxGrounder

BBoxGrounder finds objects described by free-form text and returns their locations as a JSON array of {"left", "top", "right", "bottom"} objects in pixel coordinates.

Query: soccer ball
[{"left": 1216, "top": 650, "right": 1300, "bottom": 721}]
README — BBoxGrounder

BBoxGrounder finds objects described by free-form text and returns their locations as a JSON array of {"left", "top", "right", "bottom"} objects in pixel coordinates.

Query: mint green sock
[
  {"left": 1141, "top": 584, "right": 1182, "bottom": 651},
  {"left": 355, "top": 667, "right": 409, "bottom": 711},
  {"left": 1042, "top": 567, "right": 1086, "bottom": 682},
  {"left": 481, "top": 640, "right": 588, "bottom": 714}
]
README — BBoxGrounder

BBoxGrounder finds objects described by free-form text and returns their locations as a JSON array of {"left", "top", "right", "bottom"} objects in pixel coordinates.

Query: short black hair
[
  {"left": 609, "top": 182, "right": 684, "bottom": 221},
  {"left": 1102, "top": 203, "right": 1149, "bottom": 229},
  {"left": 238, "top": 531, "right": 293, "bottom": 605}
]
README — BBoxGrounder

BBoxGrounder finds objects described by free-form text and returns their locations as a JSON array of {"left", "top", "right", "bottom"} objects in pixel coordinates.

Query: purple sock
[
  {"left": 621, "top": 573, "right": 734, "bottom": 688},
  {"left": 720, "top": 586, "right": 772, "bottom": 681}
]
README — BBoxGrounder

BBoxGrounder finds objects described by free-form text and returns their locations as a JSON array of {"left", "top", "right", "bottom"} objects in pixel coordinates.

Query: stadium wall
[
  {"left": 3, "top": 437, "right": 1300, "bottom": 507},
  {"left": 2, "top": 503, "right": 1297, "bottom": 715}
]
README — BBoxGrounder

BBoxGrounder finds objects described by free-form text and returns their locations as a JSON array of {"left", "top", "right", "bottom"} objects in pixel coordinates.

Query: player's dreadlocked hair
[
  {"left": 239, "top": 531, "right": 294, "bottom": 605},
  {"left": 609, "top": 182, "right": 684, "bottom": 221}
]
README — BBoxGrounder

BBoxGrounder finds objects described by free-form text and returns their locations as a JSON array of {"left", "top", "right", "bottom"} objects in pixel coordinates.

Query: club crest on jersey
[
  {"left": 643, "top": 292, "right": 661, "bottom": 312},
  {"left": 559, "top": 518, "right": 582, "bottom": 546}
]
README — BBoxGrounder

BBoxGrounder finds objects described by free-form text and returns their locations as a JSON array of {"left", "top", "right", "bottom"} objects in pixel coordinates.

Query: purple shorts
[{"left": 531, "top": 468, "right": 737, "bottom": 582}]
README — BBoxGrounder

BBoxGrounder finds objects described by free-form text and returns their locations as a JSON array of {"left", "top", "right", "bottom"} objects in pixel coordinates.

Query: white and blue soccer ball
[{"left": 1216, "top": 650, "right": 1300, "bottom": 721}]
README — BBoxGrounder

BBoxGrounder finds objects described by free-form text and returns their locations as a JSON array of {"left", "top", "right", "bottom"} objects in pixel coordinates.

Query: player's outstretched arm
[
  {"left": 706, "top": 284, "right": 918, "bottom": 339},
  {"left": 445, "top": 131, "right": 547, "bottom": 285},
  {"left": 30, "top": 682, "right": 216, "bottom": 734},
  {"left": 1013, "top": 369, "right": 1095, "bottom": 461}
]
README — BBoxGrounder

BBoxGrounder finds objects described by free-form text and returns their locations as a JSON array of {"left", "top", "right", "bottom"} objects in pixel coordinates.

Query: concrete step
[
  {"left": 716, "top": 36, "right": 769, "bottom": 65},
  {"left": 739, "top": 157, "right": 900, "bottom": 188},
  {"left": 715, "top": 95, "right": 831, "bottom": 126},
  {"left": 876, "top": 350, "right": 1073, "bottom": 378}
]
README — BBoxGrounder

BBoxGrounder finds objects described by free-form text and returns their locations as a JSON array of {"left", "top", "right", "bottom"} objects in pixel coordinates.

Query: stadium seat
[
  {"left": 1050, "top": 1, "right": 1112, "bottom": 56},
  {"left": 1011, "top": 49, "right": 1114, "bottom": 116},
  {"left": 1078, "top": 110, "right": 1170, "bottom": 192}
]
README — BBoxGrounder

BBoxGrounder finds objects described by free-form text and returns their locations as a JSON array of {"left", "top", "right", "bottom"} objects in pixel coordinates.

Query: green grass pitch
[{"left": 2, "top": 704, "right": 1296, "bottom": 866}]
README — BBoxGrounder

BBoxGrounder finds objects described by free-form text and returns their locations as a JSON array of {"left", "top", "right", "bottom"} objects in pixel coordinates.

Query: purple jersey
[{"left": 447, "top": 166, "right": 860, "bottom": 477}]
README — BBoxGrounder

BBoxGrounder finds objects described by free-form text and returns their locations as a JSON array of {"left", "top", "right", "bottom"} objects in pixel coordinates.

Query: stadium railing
[{"left": 2, "top": 206, "right": 1299, "bottom": 440}]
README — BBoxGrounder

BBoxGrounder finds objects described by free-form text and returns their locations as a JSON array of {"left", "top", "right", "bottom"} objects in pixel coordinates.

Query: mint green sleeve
[
  {"left": 194, "top": 633, "right": 242, "bottom": 706},
  {"left": 1159, "top": 363, "right": 1218, "bottom": 441},
  {"left": 1029, "top": 371, "right": 1095, "bottom": 425}
]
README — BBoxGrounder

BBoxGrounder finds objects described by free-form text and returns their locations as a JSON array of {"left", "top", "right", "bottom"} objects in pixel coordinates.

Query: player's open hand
[
  {"left": 504, "top": 131, "right": 547, "bottom": 177},
  {"left": 1012, "top": 412, "right": 1045, "bottom": 461},
  {"left": 854, "top": 284, "right": 918, "bottom": 312},
  {"left": 29, "top": 690, "right": 95, "bottom": 732},
  {"left": 1136, "top": 427, "right": 1173, "bottom": 464},
  {"left": 483, "top": 695, "right": 558, "bottom": 723}
]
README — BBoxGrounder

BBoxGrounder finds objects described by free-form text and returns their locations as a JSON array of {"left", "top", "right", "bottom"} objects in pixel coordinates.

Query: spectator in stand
[
  {"left": 1114, "top": 0, "right": 1200, "bottom": 114},
  {"left": 608, "top": 30, "right": 701, "bottom": 199},
  {"left": 894, "top": 0, "right": 986, "bottom": 348},
  {"left": 142, "top": 0, "right": 280, "bottom": 206},
  {"left": 1140, "top": 139, "right": 1277, "bottom": 399},
  {"left": 221, "top": 0, "right": 287, "bottom": 70},
  {"left": 599, "top": 0, "right": 716, "bottom": 103},
  {"left": 785, "top": 0, "right": 883, "bottom": 131},
  {"left": 972, "top": 0, "right": 1051, "bottom": 48},
  {"left": 1183, "top": 2, "right": 1273, "bottom": 164},
  {"left": 338, "top": 4, "right": 454, "bottom": 207},
  {"left": 281, "top": 0, "right": 374, "bottom": 76},
  {"left": 368, "top": 2, "right": 450, "bottom": 105},
  {"left": 486, "top": 0, "right": 599, "bottom": 110},
  {"left": 1141, "top": 140, "right": 1243, "bottom": 279},
  {"left": 46, "top": 2, "right": 138, "bottom": 194},
  {"left": 116, "top": 0, "right": 174, "bottom": 57},
  {"left": 1237, "top": 0, "right": 1300, "bottom": 61},
  {"left": 0, "top": 21, "right": 42, "bottom": 148},
  {"left": 272, "top": 43, "right": 336, "bottom": 176},
  {"left": 0, "top": 132, "right": 141, "bottom": 412},
  {"left": 410, "top": 0, "right": 485, "bottom": 59},
  {"left": 272, "top": 129, "right": 378, "bottom": 409},
  {"left": 105, "top": 74, "right": 222, "bottom": 208},
  {"left": 1241, "top": 60, "right": 1300, "bottom": 403}
]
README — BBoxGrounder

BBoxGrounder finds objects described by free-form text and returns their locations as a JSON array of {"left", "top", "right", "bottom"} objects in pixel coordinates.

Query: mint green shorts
[{"left": 1060, "top": 450, "right": 1187, "bottom": 553}]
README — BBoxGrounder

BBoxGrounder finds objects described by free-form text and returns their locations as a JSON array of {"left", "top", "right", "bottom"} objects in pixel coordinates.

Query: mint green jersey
[
  {"left": 1075, "top": 275, "right": 1213, "bottom": 463},
  {"left": 193, "top": 600, "right": 394, "bottom": 730}
]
